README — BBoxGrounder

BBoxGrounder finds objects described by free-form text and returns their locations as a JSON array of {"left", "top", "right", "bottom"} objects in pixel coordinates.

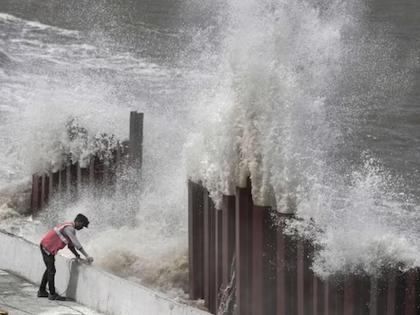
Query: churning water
[
  {"left": 1, "top": 0, "right": 420, "bottom": 296},
  {"left": 186, "top": 0, "right": 420, "bottom": 277},
  {"left": 0, "top": 0, "right": 206, "bottom": 297}
]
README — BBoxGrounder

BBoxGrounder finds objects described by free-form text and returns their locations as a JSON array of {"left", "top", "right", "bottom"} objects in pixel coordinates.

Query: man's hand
[
  {"left": 73, "top": 257, "right": 93, "bottom": 265},
  {"left": 86, "top": 256, "right": 94, "bottom": 264}
]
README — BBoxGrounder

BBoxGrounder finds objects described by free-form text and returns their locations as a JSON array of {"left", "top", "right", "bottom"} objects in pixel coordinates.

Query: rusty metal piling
[
  {"left": 188, "top": 181, "right": 205, "bottom": 300},
  {"left": 129, "top": 111, "right": 143, "bottom": 168},
  {"left": 235, "top": 182, "right": 253, "bottom": 315}
]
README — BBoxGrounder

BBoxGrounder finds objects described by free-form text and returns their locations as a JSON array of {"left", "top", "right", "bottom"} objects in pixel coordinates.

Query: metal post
[
  {"left": 222, "top": 195, "right": 236, "bottom": 288},
  {"left": 404, "top": 270, "right": 417, "bottom": 315},
  {"left": 31, "top": 174, "right": 40, "bottom": 214},
  {"left": 129, "top": 111, "right": 144, "bottom": 168},
  {"left": 209, "top": 198, "right": 216, "bottom": 314},
  {"left": 46, "top": 172, "right": 54, "bottom": 203},
  {"left": 108, "top": 149, "right": 116, "bottom": 186},
  {"left": 252, "top": 205, "right": 276, "bottom": 315},
  {"left": 296, "top": 239, "right": 314, "bottom": 315},
  {"left": 328, "top": 278, "right": 344, "bottom": 315},
  {"left": 303, "top": 242, "right": 314, "bottom": 315},
  {"left": 77, "top": 163, "right": 82, "bottom": 191},
  {"left": 103, "top": 160, "right": 110, "bottom": 185},
  {"left": 45, "top": 174, "right": 50, "bottom": 205},
  {"left": 52, "top": 171, "right": 59, "bottom": 193},
  {"left": 370, "top": 277, "right": 378, "bottom": 315},
  {"left": 89, "top": 158, "right": 95, "bottom": 185},
  {"left": 251, "top": 205, "right": 265, "bottom": 315},
  {"left": 58, "top": 169, "right": 63, "bottom": 193},
  {"left": 116, "top": 141, "right": 121, "bottom": 166},
  {"left": 40, "top": 174, "right": 46, "bottom": 209},
  {"left": 277, "top": 217, "right": 287, "bottom": 315},
  {"left": 313, "top": 276, "right": 324, "bottom": 315},
  {"left": 66, "top": 164, "right": 71, "bottom": 192},
  {"left": 324, "top": 280, "right": 330, "bottom": 315},
  {"left": 313, "top": 278, "right": 318, "bottom": 315},
  {"left": 371, "top": 276, "right": 388, "bottom": 315},
  {"left": 387, "top": 272, "right": 396, "bottom": 315},
  {"left": 343, "top": 276, "right": 356, "bottom": 315},
  {"left": 215, "top": 208, "right": 223, "bottom": 310},
  {"left": 204, "top": 188, "right": 216, "bottom": 312},
  {"left": 71, "top": 164, "right": 77, "bottom": 189},
  {"left": 264, "top": 207, "right": 277, "bottom": 315},
  {"left": 188, "top": 181, "right": 204, "bottom": 300},
  {"left": 297, "top": 240, "right": 305, "bottom": 315},
  {"left": 204, "top": 188, "right": 210, "bottom": 309},
  {"left": 277, "top": 214, "right": 297, "bottom": 315},
  {"left": 81, "top": 166, "right": 89, "bottom": 186},
  {"left": 236, "top": 181, "right": 253, "bottom": 315},
  {"left": 359, "top": 277, "right": 371, "bottom": 315},
  {"left": 94, "top": 158, "right": 104, "bottom": 186}
]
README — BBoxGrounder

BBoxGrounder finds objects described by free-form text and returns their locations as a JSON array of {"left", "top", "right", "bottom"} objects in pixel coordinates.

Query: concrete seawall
[{"left": 0, "top": 230, "right": 209, "bottom": 315}]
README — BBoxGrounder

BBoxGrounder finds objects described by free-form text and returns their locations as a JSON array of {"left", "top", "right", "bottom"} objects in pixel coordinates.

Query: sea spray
[
  {"left": 1, "top": 0, "right": 420, "bottom": 298},
  {"left": 0, "top": 11, "right": 194, "bottom": 297},
  {"left": 186, "top": 0, "right": 419, "bottom": 277}
]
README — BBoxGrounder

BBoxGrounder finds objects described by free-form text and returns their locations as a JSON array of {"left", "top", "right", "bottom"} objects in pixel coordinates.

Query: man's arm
[
  {"left": 68, "top": 245, "right": 80, "bottom": 259},
  {"left": 63, "top": 226, "right": 93, "bottom": 261}
]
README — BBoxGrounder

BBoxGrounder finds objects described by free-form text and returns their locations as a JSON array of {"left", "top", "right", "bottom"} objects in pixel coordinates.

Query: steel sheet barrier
[
  {"left": 221, "top": 195, "right": 236, "bottom": 289},
  {"left": 30, "top": 112, "right": 141, "bottom": 215},
  {"left": 235, "top": 182, "right": 253, "bottom": 315},
  {"left": 251, "top": 205, "right": 265, "bottom": 315},
  {"left": 188, "top": 181, "right": 205, "bottom": 300},
  {"left": 31, "top": 174, "right": 40, "bottom": 213},
  {"left": 203, "top": 189, "right": 217, "bottom": 313},
  {"left": 215, "top": 208, "right": 223, "bottom": 310},
  {"left": 188, "top": 181, "right": 420, "bottom": 315}
]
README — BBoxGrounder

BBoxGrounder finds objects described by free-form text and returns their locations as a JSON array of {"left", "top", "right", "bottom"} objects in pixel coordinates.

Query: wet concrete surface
[{"left": 0, "top": 270, "right": 102, "bottom": 315}]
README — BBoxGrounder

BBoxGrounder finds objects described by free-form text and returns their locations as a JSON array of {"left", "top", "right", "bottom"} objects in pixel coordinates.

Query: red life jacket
[{"left": 40, "top": 221, "right": 74, "bottom": 255}]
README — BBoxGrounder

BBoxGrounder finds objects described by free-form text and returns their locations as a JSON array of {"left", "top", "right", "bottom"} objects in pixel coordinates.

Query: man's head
[{"left": 74, "top": 213, "right": 90, "bottom": 230}]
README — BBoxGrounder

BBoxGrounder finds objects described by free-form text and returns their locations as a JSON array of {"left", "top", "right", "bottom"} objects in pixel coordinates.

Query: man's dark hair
[{"left": 75, "top": 213, "right": 90, "bottom": 228}]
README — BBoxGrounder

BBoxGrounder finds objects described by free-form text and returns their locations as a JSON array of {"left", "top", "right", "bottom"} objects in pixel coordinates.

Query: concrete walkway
[{"left": 0, "top": 270, "right": 102, "bottom": 315}]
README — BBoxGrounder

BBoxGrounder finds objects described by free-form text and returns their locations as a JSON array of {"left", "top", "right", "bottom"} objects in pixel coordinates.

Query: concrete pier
[
  {"left": 0, "top": 230, "right": 210, "bottom": 315},
  {"left": 0, "top": 269, "right": 102, "bottom": 315}
]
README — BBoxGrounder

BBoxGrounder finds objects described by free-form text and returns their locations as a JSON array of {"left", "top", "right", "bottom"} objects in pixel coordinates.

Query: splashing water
[
  {"left": 217, "top": 256, "right": 236, "bottom": 315},
  {"left": 1, "top": 0, "right": 420, "bottom": 297},
  {"left": 186, "top": 0, "right": 420, "bottom": 277},
  {"left": 0, "top": 9, "right": 197, "bottom": 297}
]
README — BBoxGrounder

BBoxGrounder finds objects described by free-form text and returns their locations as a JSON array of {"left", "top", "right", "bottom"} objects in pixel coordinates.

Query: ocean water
[
  {"left": 185, "top": 0, "right": 420, "bottom": 276},
  {"left": 0, "top": 0, "right": 420, "bottom": 292},
  {"left": 0, "top": 0, "right": 208, "bottom": 296}
]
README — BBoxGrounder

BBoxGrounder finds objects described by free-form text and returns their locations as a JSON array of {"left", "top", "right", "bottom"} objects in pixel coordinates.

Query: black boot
[
  {"left": 37, "top": 290, "right": 49, "bottom": 298},
  {"left": 48, "top": 293, "right": 66, "bottom": 301}
]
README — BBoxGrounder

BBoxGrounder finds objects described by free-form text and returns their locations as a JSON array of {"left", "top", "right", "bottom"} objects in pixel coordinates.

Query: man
[{"left": 37, "top": 213, "right": 94, "bottom": 301}]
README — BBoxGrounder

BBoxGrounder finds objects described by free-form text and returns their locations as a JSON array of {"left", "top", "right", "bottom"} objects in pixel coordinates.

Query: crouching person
[{"left": 37, "top": 213, "right": 94, "bottom": 300}]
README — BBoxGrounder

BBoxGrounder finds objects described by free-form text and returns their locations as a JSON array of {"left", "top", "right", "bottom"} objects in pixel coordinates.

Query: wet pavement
[{"left": 0, "top": 270, "right": 102, "bottom": 315}]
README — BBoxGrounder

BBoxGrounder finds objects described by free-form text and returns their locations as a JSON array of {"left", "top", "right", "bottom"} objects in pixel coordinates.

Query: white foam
[
  {"left": 1, "top": 10, "right": 193, "bottom": 295},
  {"left": 2, "top": 0, "right": 418, "bottom": 281},
  {"left": 0, "top": 13, "right": 20, "bottom": 22},
  {"left": 0, "top": 12, "right": 79, "bottom": 36},
  {"left": 186, "top": 0, "right": 418, "bottom": 276}
]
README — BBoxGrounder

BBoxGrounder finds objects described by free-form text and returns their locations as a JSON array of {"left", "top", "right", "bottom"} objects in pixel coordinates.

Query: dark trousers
[{"left": 39, "top": 245, "right": 56, "bottom": 295}]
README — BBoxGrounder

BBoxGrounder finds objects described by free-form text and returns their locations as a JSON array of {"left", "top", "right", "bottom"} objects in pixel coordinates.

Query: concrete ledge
[{"left": 0, "top": 230, "right": 209, "bottom": 315}]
